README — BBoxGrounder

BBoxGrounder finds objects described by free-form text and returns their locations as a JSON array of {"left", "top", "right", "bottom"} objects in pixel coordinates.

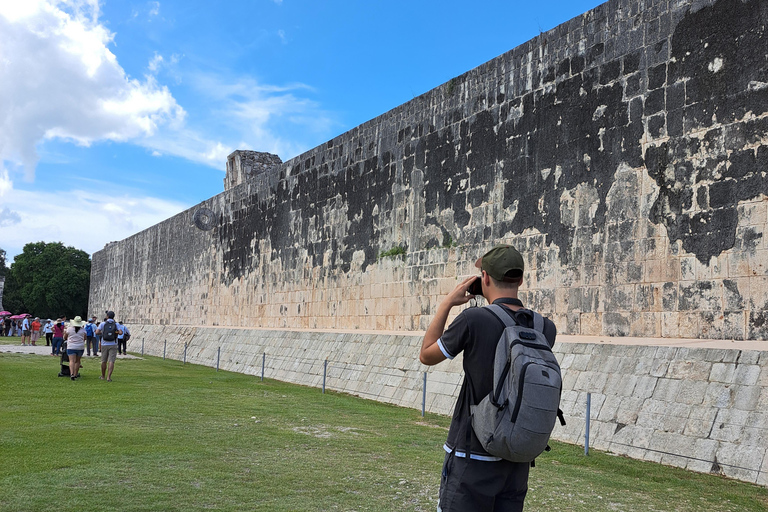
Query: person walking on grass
[
  {"left": 64, "top": 316, "right": 87, "bottom": 380},
  {"left": 419, "top": 245, "right": 557, "bottom": 512},
  {"left": 96, "top": 311, "right": 122, "bottom": 382}
]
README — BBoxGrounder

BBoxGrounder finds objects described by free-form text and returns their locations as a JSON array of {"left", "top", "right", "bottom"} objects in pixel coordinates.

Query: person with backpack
[
  {"left": 419, "top": 244, "right": 558, "bottom": 512},
  {"left": 84, "top": 318, "right": 98, "bottom": 357},
  {"left": 116, "top": 321, "right": 130, "bottom": 355},
  {"left": 95, "top": 311, "right": 123, "bottom": 382}
]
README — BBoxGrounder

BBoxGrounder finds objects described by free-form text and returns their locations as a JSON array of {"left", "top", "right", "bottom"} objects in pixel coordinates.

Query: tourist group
[{"left": 1, "top": 311, "right": 131, "bottom": 382}]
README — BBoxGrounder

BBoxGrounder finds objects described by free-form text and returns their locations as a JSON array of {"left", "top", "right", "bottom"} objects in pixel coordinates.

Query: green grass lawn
[{"left": 1, "top": 343, "right": 767, "bottom": 511}]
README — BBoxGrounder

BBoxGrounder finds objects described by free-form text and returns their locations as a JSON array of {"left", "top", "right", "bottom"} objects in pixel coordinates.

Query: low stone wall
[{"left": 128, "top": 325, "right": 767, "bottom": 485}]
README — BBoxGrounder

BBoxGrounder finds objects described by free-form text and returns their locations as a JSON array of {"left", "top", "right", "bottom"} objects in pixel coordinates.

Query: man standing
[
  {"left": 84, "top": 318, "right": 98, "bottom": 357},
  {"left": 43, "top": 319, "right": 53, "bottom": 346},
  {"left": 117, "top": 321, "right": 130, "bottom": 355},
  {"left": 30, "top": 317, "right": 41, "bottom": 346},
  {"left": 419, "top": 245, "right": 556, "bottom": 512},
  {"left": 91, "top": 316, "right": 101, "bottom": 354},
  {"left": 21, "top": 315, "right": 31, "bottom": 345},
  {"left": 96, "top": 311, "right": 122, "bottom": 382}
]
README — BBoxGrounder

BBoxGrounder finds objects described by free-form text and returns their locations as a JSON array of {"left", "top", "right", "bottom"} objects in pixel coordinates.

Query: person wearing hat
[
  {"left": 419, "top": 244, "right": 557, "bottom": 512},
  {"left": 64, "top": 316, "right": 87, "bottom": 380},
  {"left": 51, "top": 318, "right": 66, "bottom": 356},
  {"left": 43, "top": 319, "right": 53, "bottom": 346}
]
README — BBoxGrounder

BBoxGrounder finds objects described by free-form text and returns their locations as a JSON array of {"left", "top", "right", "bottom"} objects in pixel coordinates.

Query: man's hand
[
  {"left": 419, "top": 276, "right": 478, "bottom": 366},
  {"left": 441, "top": 276, "right": 477, "bottom": 308}
]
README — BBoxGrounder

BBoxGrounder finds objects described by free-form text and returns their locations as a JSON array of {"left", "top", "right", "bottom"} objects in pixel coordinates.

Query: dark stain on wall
[
  {"left": 217, "top": 0, "right": 767, "bottom": 284},
  {"left": 647, "top": 0, "right": 768, "bottom": 264}
]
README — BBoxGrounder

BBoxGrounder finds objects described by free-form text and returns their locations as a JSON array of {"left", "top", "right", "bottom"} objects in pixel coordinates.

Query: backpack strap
[
  {"left": 487, "top": 304, "right": 545, "bottom": 334},
  {"left": 531, "top": 311, "right": 544, "bottom": 333},
  {"left": 485, "top": 304, "right": 518, "bottom": 328}
]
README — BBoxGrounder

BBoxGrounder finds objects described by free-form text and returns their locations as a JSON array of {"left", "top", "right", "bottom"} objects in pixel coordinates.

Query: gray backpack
[{"left": 471, "top": 304, "right": 565, "bottom": 463}]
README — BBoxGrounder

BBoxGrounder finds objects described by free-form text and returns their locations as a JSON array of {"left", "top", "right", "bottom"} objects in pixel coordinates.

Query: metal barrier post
[
  {"left": 216, "top": 347, "right": 220, "bottom": 372},
  {"left": 261, "top": 352, "right": 265, "bottom": 381},
  {"left": 585, "top": 392, "right": 591, "bottom": 456},
  {"left": 422, "top": 372, "right": 427, "bottom": 417},
  {"left": 183, "top": 343, "right": 187, "bottom": 365},
  {"left": 141, "top": 339, "right": 144, "bottom": 356},
  {"left": 322, "top": 359, "right": 328, "bottom": 394},
  {"left": 163, "top": 340, "right": 166, "bottom": 360}
]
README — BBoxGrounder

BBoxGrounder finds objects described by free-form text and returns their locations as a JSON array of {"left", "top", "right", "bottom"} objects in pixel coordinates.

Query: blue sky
[{"left": 0, "top": 0, "right": 603, "bottom": 263}]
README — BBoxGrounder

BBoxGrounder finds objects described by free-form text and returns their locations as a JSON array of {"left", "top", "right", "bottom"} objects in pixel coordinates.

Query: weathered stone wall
[
  {"left": 124, "top": 326, "right": 768, "bottom": 485},
  {"left": 0, "top": 276, "right": 4, "bottom": 312},
  {"left": 90, "top": 0, "right": 768, "bottom": 340}
]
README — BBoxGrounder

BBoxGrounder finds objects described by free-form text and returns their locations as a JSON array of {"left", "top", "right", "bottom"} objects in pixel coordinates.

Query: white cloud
[
  {"left": 0, "top": 207, "right": 21, "bottom": 227},
  {"left": 190, "top": 74, "right": 333, "bottom": 159},
  {"left": 148, "top": 52, "right": 164, "bottom": 73},
  {"left": 0, "top": 167, "right": 11, "bottom": 196},
  {"left": 148, "top": 1, "right": 160, "bottom": 17},
  {"left": 0, "top": 0, "right": 332, "bottom": 179},
  {"left": 0, "top": 0, "right": 184, "bottom": 180},
  {"left": 0, "top": 177, "right": 188, "bottom": 261}
]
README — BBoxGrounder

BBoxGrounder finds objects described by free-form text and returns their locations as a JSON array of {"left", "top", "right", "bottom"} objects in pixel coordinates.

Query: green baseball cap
[{"left": 474, "top": 244, "right": 525, "bottom": 282}]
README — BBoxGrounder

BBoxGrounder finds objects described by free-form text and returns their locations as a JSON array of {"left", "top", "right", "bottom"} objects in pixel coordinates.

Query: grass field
[{"left": 1, "top": 343, "right": 767, "bottom": 511}]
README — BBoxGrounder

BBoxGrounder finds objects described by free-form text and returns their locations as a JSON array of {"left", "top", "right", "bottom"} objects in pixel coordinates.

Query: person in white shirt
[
  {"left": 64, "top": 316, "right": 87, "bottom": 380},
  {"left": 43, "top": 320, "right": 54, "bottom": 346},
  {"left": 21, "top": 316, "right": 31, "bottom": 346}
]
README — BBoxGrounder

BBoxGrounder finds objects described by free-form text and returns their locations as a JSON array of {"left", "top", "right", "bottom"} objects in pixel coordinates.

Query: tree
[{"left": 4, "top": 242, "right": 91, "bottom": 319}]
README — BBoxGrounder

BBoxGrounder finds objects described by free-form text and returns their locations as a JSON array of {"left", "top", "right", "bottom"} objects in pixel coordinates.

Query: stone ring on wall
[{"left": 193, "top": 207, "right": 217, "bottom": 231}]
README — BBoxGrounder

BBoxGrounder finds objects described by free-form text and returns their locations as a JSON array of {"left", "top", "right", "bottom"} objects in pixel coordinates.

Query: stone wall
[
  {"left": 124, "top": 325, "right": 768, "bottom": 485},
  {"left": 90, "top": 0, "right": 768, "bottom": 340},
  {"left": 223, "top": 150, "right": 283, "bottom": 191},
  {"left": 0, "top": 276, "right": 4, "bottom": 312}
]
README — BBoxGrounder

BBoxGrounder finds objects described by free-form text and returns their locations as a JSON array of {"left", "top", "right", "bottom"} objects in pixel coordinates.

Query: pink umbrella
[{"left": 0, "top": 311, "right": 11, "bottom": 316}]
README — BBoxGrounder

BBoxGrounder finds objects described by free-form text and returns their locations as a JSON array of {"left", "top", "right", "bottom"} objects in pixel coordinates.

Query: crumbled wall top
[{"left": 224, "top": 150, "right": 283, "bottom": 191}]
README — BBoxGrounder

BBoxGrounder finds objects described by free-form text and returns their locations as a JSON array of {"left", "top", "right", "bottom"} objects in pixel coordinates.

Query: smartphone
[{"left": 467, "top": 276, "right": 483, "bottom": 297}]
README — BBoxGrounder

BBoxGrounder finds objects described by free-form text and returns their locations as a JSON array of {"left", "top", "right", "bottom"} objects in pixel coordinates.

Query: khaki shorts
[{"left": 101, "top": 345, "right": 118, "bottom": 363}]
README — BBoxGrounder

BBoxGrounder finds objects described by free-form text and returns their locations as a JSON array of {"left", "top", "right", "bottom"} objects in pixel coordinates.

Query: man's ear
[{"left": 481, "top": 270, "right": 492, "bottom": 286}]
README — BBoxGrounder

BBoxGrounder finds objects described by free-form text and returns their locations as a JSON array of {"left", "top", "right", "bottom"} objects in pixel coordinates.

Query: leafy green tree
[
  {"left": 4, "top": 242, "right": 91, "bottom": 319},
  {"left": 0, "top": 247, "right": 6, "bottom": 277}
]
